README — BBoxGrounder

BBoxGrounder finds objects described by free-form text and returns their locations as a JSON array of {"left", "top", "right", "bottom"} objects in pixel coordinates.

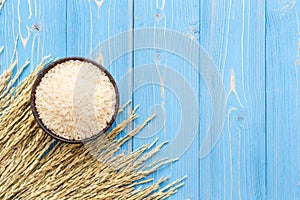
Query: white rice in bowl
[{"left": 35, "top": 60, "right": 117, "bottom": 141}]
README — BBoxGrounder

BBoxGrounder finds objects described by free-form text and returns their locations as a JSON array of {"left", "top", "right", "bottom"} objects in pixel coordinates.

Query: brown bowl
[{"left": 31, "top": 57, "right": 120, "bottom": 144}]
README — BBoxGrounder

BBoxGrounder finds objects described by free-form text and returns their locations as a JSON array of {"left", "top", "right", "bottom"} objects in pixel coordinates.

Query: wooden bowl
[{"left": 30, "top": 57, "right": 120, "bottom": 144}]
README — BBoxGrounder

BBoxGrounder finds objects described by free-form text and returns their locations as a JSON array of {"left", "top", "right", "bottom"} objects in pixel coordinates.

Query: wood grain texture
[
  {"left": 266, "top": 0, "right": 300, "bottom": 199},
  {"left": 133, "top": 1, "right": 200, "bottom": 199},
  {"left": 1, "top": 0, "right": 300, "bottom": 199},
  {"left": 0, "top": 0, "right": 66, "bottom": 76},
  {"left": 200, "top": 0, "right": 266, "bottom": 199}
]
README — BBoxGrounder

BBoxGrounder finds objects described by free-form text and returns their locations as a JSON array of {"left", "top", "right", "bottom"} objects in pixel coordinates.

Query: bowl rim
[{"left": 30, "top": 57, "right": 120, "bottom": 144}]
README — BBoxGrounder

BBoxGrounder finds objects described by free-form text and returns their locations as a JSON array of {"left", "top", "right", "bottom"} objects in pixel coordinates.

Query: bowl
[{"left": 31, "top": 57, "right": 120, "bottom": 144}]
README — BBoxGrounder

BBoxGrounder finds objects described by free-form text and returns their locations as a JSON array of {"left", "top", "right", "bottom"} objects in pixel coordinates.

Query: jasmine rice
[{"left": 35, "top": 60, "right": 117, "bottom": 141}]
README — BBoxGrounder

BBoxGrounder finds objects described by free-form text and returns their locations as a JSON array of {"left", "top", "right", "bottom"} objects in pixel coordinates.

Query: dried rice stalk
[{"left": 0, "top": 49, "right": 185, "bottom": 199}]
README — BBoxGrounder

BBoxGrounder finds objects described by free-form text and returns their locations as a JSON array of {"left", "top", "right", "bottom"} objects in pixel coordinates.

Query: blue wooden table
[{"left": 1, "top": 0, "right": 299, "bottom": 199}]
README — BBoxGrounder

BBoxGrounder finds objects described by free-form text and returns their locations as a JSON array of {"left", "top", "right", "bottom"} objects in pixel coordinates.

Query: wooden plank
[
  {"left": 266, "top": 1, "right": 300, "bottom": 199},
  {"left": 67, "top": 1, "right": 133, "bottom": 147},
  {"left": 200, "top": 0, "right": 266, "bottom": 199},
  {"left": 133, "top": 1, "right": 200, "bottom": 199},
  {"left": 66, "top": 0, "right": 133, "bottom": 103},
  {"left": 0, "top": 0, "right": 66, "bottom": 76}
]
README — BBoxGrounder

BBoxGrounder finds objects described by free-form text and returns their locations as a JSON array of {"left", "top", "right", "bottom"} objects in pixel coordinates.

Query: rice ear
[{"left": 0, "top": 53, "right": 185, "bottom": 199}]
